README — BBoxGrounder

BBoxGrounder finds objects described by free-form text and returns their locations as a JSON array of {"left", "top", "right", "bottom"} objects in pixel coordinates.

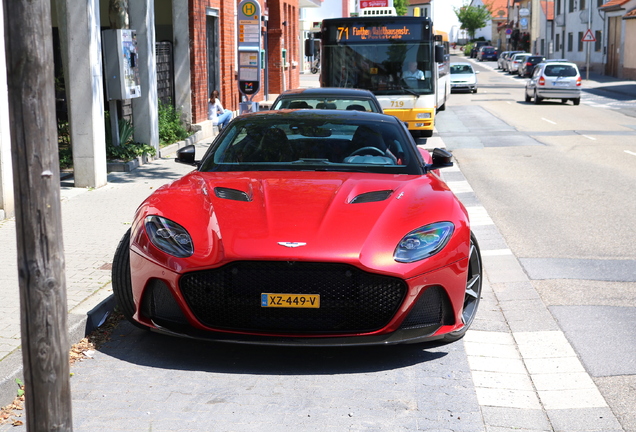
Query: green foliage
[
  {"left": 454, "top": 4, "right": 492, "bottom": 41},
  {"left": 464, "top": 42, "right": 474, "bottom": 56},
  {"left": 158, "top": 99, "right": 190, "bottom": 145},
  {"left": 394, "top": 0, "right": 408, "bottom": 16},
  {"left": 15, "top": 378, "right": 24, "bottom": 397},
  {"left": 58, "top": 121, "right": 73, "bottom": 169},
  {"left": 104, "top": 111, "right": 156, "bottom": 161}
]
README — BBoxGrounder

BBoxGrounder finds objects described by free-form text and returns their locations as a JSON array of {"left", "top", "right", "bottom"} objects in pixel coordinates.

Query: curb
[{"left": 0, "top": 288, "right": 115, "bottom": 408}]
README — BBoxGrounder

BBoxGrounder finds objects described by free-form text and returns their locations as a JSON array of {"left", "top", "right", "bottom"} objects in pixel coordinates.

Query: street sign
[
  {"left": 505, "top": 28, "right": 512, "bottom": 35},
  {"left": 237, "top": 0, "right": 261, "bottom": 97},
  {"left": 582, "top": 29, "right": 595, "bottom": 42}
]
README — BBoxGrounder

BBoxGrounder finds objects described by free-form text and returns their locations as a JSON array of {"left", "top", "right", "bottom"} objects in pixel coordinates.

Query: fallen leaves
[{"left": 0, "top": 310, "right": 124, "bottom": 426}]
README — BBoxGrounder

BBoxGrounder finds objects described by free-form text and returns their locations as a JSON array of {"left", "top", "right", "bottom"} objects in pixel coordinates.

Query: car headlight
[
  {"left": 416, "top": 113, "right": 432, "bottom": 119},
  {"left": 394, "top": 222, "right": 454, "bottom": 263},
  {"left": 145, "top": 216, "right": 194, "bottom": 258}
]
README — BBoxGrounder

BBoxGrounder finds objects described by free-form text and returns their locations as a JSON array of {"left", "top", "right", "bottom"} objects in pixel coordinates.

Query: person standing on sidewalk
[{"left": 208, "top": 89, "right": 233, "bottom": 130}]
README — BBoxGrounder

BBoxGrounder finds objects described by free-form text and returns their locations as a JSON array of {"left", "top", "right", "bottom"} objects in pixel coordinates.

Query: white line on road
[
  {"left": 625, "top": 150, "right": 636, "bottom": 157},
  {"left": 582, "top": 135, "right": 597, "bottom": 140},
  {"left": 541, "top": 118, "right": 557, "bottom": 125}
]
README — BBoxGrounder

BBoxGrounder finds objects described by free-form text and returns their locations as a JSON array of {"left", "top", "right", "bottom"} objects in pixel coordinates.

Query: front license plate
[{"left": 261, "top": 293, "right": 320, "bottom": 308}]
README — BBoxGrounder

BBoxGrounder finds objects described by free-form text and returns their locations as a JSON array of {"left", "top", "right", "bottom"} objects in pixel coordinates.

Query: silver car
[
  {"left": 507, "top": 53, "right": 531, "bottom": 74},
  {"left": 524, "top": 61, "right": 582, "bottom": 105},
  {"left": 450, "top": 62, "right": 478, "bottom": 93}
]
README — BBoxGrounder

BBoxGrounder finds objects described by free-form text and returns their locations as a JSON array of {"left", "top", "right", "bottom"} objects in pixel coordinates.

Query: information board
[{"left": 237, "top": 0, "right": 261, "bottom": 96}]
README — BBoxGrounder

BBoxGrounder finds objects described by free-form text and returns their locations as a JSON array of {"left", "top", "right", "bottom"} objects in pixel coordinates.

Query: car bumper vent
[
  {"left": 141, "top": 279, "right": 189, "bottom": 326},
  {"left": 179, "top": 261, "right": 407, "bottom": 334},
  {"left": 399, "top": 286, "right": 453, "bottom": 329}
]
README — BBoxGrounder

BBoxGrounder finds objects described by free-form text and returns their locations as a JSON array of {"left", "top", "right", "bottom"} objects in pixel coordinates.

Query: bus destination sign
[{"left": 333, "top": 23, "right": 423, "bottom": 42}]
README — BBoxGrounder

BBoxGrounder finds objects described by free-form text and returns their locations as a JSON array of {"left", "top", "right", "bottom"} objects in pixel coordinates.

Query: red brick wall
[
  {"left": 189, "top": 0, "right": 238, "bottom": 123},
  {"left": 189, "top": 0, "right": 299, "bottom": 118}
]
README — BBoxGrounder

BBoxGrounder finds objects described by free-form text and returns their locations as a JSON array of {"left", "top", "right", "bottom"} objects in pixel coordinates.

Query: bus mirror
[
  {"left": 305, "top": 39, "right": 315, "bottom": 57},
  {"left": 435, "top": 45, "right": 445, "bottom": 63}
]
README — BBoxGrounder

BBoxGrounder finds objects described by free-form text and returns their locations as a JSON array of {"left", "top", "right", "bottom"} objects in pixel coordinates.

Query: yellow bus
[{"left": 315, "top": 16, "right": 450, "bottom": 138}]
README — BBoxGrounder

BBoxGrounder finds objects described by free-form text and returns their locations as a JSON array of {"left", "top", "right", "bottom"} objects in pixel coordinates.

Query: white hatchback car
[
  {"left": 525, "top": 61, "right": 582, "bottom": 105},
  {"left": 450, "top": 62, "right": 478, "bottom": 93}
]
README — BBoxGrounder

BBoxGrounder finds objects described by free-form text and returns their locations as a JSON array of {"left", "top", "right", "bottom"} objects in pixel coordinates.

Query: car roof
[
  {"left": 237, "top": 108, "right": 400, "bottom": 124},
  {"left": 277, "top": 87, "right": 376, "bottom": 98}
]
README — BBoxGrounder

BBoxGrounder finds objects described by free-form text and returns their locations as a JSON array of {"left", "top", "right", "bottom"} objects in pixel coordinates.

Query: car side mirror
[
  {"left": 175, "top": 144, "right": 199, "bottom": 166},
  {"left": 427, "top": 148, "right": 453, "bottom": 171}
]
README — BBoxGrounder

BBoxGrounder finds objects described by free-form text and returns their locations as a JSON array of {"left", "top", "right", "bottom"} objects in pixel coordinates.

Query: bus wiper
[{"left": 397, "top": 85, "right": 419, "bottom": 97}]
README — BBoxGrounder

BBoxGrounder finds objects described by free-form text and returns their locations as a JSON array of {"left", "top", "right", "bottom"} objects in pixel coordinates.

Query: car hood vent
[
  {"left": 350, "top": 190, "right": 393, "bottom": 204},
  {"left": 214, "top": 187, "right": 251, "bottom": 202}
]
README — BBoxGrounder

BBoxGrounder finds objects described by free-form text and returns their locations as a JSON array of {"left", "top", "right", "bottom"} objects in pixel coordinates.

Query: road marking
[
  {"left": 582, "top": 135, "right": 597, "bottom": 140},
  {"left": 541, "top": 118, "right": 557, "bottom": 125},
  {"left": 625, "top": 150, "right": 636, "bottom": 157}
]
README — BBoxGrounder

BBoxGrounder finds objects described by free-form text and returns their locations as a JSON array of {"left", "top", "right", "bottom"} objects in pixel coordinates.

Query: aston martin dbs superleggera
[{"left": 112, "top": 109, "right": 482, "bottom": 346}]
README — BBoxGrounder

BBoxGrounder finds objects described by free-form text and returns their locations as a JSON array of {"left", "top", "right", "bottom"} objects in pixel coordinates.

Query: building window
[
  {"left": 556, "top": 33, "right": 561, "bottom": 51},
  {"left": 567, "top": 32, "right": 573, "bottom": 51},
  {"left": 556, "top": 0, "right": 561, "bottom": 13},
  {"left": 578, "top": 31, "right": 584, "bottom": 51},
  {"left": 595, "top": 30, "right": 602, "bottom": 51},
  {"left": 580, "top": 0, "right": 585, "bottom": 10},
  {"left": 597, "top": 0, "right": 603, "bottom": 6},
  {"left": 569, "top": 0, "right": 575, "bottom": 12}
]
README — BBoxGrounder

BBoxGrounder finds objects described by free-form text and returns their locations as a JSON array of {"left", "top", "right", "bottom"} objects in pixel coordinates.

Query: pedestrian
[{"left": 208, "top": 89, "right": 233, "bottom": 130}]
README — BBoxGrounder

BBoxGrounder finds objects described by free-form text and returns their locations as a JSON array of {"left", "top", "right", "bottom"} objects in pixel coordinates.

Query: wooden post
[{"left": 3, "top": 0, "right": 73, "bottom": 431}]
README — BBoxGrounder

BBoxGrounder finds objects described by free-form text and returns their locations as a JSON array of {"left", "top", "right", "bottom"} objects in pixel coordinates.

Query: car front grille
[{"left": 179, "top": 261, "right": 407, "bottom": 334}]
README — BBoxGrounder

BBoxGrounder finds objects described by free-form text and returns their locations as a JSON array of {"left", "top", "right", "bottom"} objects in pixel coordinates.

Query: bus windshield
[{"left": 322, "top": 42, "right": 434, "bottom": 96}]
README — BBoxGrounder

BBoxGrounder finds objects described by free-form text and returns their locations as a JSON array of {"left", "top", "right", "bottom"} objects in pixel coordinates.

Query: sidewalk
[{"left": 0, "top": 143, "right": 208, "bottom": 407}]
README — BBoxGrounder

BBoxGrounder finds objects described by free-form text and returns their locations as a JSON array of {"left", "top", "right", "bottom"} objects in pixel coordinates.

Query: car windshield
[
  {"left": 198, "top": 112, "right": 423, "bottom": 175},
  {"left": 451, "top": 65, "right": 473, "bottom": 74},
  {"left": 544, "top": 64, "right": 578, "bottom": 77},
  {"left": 271, "top": 97, "right": 379, "bottom": 112}
]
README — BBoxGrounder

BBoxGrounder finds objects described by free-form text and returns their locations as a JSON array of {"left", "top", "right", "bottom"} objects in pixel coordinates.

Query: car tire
[
  {"left": 112, "top": 228, "right": 147, "bottom": 329},
  {"left": 534, "top": 90, "right": 542, "bottom": 105},
  {"left": 442, "top": 232, "right": 482, "bottom": 343},
  {"left": 525, "top": 92, "right": 531, "bottom": 103},
  {"left": 561, "top": 99, "right": 568, "bottom": 104},
  {"left": 573, "top": 98, "right": 580, "bottom": 106},
  {"left": 472, "top": 88, "right": 478, "bottom": 93}
]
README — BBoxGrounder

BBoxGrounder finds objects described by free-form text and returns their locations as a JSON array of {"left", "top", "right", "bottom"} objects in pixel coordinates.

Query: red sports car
[{"left": 112, "top": 110, "right": 482, "bottom": 346}]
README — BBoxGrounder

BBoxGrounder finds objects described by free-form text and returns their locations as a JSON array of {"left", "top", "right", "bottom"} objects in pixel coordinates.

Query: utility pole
[{"left": 3, "top": 0, "right": 73, "bottom": 430}]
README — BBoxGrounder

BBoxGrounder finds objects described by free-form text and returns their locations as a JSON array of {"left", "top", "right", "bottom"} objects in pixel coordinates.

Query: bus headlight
[{"left": 416, "top": 113, "right": 432, "bottom": 119}]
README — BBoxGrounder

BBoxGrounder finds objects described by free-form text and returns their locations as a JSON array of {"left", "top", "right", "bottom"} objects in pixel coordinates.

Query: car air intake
[
  {"left": 350, "top": 190, "right": 393, "bottom": 204},
  {"left": 399, "top": 286, "right": 454, "bottom": 329},
  {"left": 179, "top": 261, "right": 407, "bottom": 334}
]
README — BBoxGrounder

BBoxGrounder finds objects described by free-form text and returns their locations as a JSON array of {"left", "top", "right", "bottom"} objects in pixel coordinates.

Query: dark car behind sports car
[
  {"left": 112, "top": 110, "right": 482, "bottom": 346},
  {"left": 269, "top": 87, "right": 383, "bottom": 113}
]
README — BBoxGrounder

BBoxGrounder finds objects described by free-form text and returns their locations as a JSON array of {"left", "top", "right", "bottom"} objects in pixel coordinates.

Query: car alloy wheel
[{"left": 442, "top": 232, "right": 482, "bottom": 342}]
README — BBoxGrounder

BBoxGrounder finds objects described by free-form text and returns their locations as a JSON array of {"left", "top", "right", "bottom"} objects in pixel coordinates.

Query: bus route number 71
[{"left": 337, "top": 26, "right": 349, "bottom": 41}]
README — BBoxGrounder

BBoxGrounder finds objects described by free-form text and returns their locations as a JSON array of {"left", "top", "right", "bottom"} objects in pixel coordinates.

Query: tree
[
  {"left": 454, "top": 3, "right": 492, "bottom": 41},
  {"left": 394, "top": 0, "right": 408, "bottom": 16}
]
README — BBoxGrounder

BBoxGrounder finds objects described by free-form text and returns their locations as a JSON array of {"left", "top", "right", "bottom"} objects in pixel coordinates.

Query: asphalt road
[{"left": 443, "top": 56, "right": 636, "bottom": 432}]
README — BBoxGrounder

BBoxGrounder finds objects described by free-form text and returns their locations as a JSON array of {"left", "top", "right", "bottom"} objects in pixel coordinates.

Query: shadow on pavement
[
  {"left": 583, "top": 84, "right": 636, "bottom": 100},
  {"left": 97, "top": 320, "right": 450, "bottom": 375}
]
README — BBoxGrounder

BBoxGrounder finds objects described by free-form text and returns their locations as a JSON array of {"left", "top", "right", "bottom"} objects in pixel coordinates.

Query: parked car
[
  {"left": 470, "top": 41, "right": 489, "bottom": 58},
  {"left": 477, "top": 46, "right": 498, "bottom": 61},
  {"left": 524, "top": 61, "right": 582, "bottom": 105},
  {"left": 498, "top": 50, "right": 522, "bottom": 71},
  {"left": 112, "top": 109, "right": 482, "bottom": 346},
  {"left": 507, "top": 53, "right": 531, "bottom": 74},
  {"left": 517, "top": 55, "right": 545, "bottom": 78},
  {"left": 270, "top": 87, "right": 383, "bottom": 113},
  {"left": 450, "top": 62, "right": 479, "bottom": 93}
]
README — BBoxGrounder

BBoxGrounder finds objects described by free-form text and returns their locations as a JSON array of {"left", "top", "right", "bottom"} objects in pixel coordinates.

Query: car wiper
[{"left": 291, "top": 158, "right": 332, "bottom": 164}]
